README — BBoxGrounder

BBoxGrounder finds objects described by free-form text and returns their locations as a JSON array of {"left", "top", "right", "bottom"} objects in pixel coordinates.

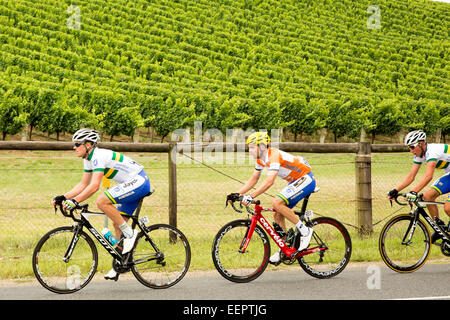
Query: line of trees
[{"left": 0, "top": 83, "right": 448, "bottom": 142}]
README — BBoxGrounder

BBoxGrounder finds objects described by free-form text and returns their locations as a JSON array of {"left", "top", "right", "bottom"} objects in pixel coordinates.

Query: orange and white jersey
[{"left": 255, "top": 148, "right": 311, "bottom": 183}]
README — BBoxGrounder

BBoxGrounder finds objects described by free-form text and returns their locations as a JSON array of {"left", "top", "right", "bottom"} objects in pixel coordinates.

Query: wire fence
[{"left": 0, "top": 148, "right": 444, "bottom": 282}]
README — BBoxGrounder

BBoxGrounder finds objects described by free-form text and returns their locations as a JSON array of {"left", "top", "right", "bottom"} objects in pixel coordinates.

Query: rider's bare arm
[
  {"left": 63, "top": 171, "right": 93, "bottom": 200},
  {"left": 393, "top": 163, "right": 421, "bottom": 194},
  {"left": 237, "top": 169, "right": 261, "bottom": 196},
  {"left": 249, "top": 170, "right": 278, "bottom": 198},
  {"left": 411, "top": 161, "right": 437, "bottom": 193},
  {"left": 71, "top": 171, "right": 103, "bottom": 203}
]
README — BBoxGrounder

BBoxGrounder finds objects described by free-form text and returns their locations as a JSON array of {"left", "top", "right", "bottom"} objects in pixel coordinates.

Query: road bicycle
[
  {"left": 211, "top": 189, "right": 352, "bottom": 283},
  {"left": 379, "top": 193, "right": 450, "bottom": 273},
  {"left": 32, "top": 191, "right": 191, "bottom": 294}
]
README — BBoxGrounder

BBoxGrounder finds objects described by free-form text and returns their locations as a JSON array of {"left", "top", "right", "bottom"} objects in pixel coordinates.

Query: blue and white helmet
[
  {"left": 404, "top": 130, "right": 426, "bottom": 146},
  {"left": 72, "top": 128, "right": 100, "bottom": 144}
]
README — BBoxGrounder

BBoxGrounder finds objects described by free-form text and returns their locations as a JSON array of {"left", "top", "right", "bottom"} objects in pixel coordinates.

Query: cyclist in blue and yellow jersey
[
  {"left": 387, "top": 130, "right": 450, "bottom": 242},
  {"left": 51, "top": 128, "right": 151, "bottom": 280},
  {"left": 232, "top": 131, "right": 317, "bottom": 264}
]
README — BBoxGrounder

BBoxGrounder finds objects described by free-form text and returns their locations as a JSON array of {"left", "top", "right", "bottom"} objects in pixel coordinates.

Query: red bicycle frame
[{"left": 240, "top": 204, "right": 328, "bottom": 259}]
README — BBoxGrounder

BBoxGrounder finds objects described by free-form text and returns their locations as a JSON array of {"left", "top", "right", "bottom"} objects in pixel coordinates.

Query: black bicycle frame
[
  {"left": 404, "top": 206, "right": 450, "bottom": 244},
  {"left": 61, "top": 192, "right": 162, "bottom": 267},
  {"left": 63, "top": 213, "right": 124, "bottom": 263},
  {"left": 295, "top": 193, "right": 311, "bottom": 216}
]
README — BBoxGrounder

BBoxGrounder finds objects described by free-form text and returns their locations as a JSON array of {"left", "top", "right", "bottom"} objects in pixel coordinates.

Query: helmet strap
[
  {"left": 82, "top": 142, "right": 96, "bottom": 159},
  {"left": 419, "top": 142, "right": 426, "bottom": 158},
  {"left": 257, "top": 144, "right": 268, "bottom": 159}
]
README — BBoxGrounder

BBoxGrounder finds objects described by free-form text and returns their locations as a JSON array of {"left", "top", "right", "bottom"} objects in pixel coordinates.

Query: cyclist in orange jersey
[{"left": 233, "top": 132, "right": 316, "bottom": 264}]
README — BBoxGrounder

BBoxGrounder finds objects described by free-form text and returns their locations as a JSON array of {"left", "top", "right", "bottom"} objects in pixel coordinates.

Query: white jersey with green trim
[
  {"left": 413, "top": 143, "right": 450, "bottom": 173},
  {"left": 83, "top": 148, "right": 144, "bottom": 183}
]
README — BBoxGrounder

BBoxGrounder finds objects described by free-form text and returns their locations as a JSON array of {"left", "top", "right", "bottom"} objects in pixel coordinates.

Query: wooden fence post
[
  {"left": 168, "top": 142, "right": 177, "bottom": 232},
  {"left": 356, "top": 142, "right": 372, "bottom": 237}
]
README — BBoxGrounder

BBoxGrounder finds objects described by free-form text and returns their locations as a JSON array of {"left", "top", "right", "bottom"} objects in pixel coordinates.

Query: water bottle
[{"left": 102, "top": 228, "right": 118, "bottom": 246}]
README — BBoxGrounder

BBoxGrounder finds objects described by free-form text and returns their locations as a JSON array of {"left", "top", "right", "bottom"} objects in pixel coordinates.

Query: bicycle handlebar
[
  {"left": 390, "top": 193, "right": 446, "bottom": 207},
  {"left": 225, "top": 193, "right": 261, "bottom": 215},
  {"left": 54, "top": 202, "right": 89, "bottom": 222},
  {"left": 390, "top": 193, "right": 410, "bottom": 206}
]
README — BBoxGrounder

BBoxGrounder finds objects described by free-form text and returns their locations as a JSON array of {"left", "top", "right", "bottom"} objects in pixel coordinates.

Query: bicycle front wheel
[
  {"left": 298, "top": 217, "right": 352, "bottom": 279},
  {"left": 211, "top": 219, "right": 270, "bottom": 283},
  {"left": 379, "top": 214, "right": 430, "bottom": 273},
  {"left": 32, "top": 226, "right": 98, "bottom": 294},
  {"left": 131, "top": 224, "right": 191, "bottom": 289}
]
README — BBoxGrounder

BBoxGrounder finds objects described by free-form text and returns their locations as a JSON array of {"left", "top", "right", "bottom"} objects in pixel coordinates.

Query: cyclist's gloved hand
[
  {"left": 63, "top": 199, "right": 79, "bottom": 210},
  {"left": 52, "top": 195, "right": 66, "bottom": 205},
  {"left": 405, "top": 191, "right": 418, "bottom": 202},
  {"left": 241, "top": 195, "right": 253, "bottom": 206},
  {"left": 225, "top": 193, "right": 240, "bottom": 207},
  {"left": 387, "top": 189, "right": 398, "bottom": 199}
]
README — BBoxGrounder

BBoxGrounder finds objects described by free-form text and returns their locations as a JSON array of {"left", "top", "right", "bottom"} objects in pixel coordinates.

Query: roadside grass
[{"left": 0, "top": 150, "right": 448, "bottom": 280}]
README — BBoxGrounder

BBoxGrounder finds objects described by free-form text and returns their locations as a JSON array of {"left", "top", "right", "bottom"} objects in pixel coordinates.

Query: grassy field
[{"left": 0, "top": 149, "right": 448, "bottom": 281}]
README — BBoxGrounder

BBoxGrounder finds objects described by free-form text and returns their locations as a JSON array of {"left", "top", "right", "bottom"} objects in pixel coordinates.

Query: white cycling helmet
[
  {"left": 404, "top": 130, "right": 426, "bottom": 146},
  {"left": 72, "top": 128, "right": 100, "bottom": 144}
]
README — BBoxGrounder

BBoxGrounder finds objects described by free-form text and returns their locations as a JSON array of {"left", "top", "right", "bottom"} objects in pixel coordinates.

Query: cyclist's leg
[
  {"left": 100, "top": 171, "right": 151, "bottom": 241},
  {"left": 274, "top": 173, "right": 316, "bottom": 219},
  {"left": 444, "top": 197, "right": 450, "bottom": 232},
  {"left": 97, "top": 194, "right": 127, "bottom": 239},
  {"left": 274, "top": 173, "right": 316, "bottom": 250},
  {"left": 427, "top": 173, "right": 450, "bottom": 219},
  {"left": 445, "top": 197, "right": 450, "bottom": 218},
  {"left": 423, "top": 188, "right": 440, "bottom": 219}
]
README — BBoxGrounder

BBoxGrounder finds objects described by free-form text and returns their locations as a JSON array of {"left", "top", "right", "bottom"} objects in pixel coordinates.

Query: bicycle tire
[
  {"left": 379, "top": 214, "right": 430, "bottom": 273},
  {"left": 32, "top": 226, "right": 98, "bottom": 294},
  {"left": 297, "top": 217, "right": 352, "bottom": 279},
  {"left": 131, "top": 224, "right": 191, "bottom": 289},
  {"left": 211, "top": 219, "right": 270, "bottom": 283}
]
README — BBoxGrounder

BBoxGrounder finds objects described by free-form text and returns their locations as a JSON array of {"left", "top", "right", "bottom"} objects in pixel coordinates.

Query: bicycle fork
[
  {"left": 62, "top": 225, "right": 83, "bottom": 263},
  {"left": 402, "top": 216, "right": 418, "bottom": 245},
  {"left": 238, "top": 216, "right": 258, "bottom": 253}
]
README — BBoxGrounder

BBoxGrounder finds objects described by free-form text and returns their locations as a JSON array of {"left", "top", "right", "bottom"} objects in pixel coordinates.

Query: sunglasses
[
  {"left": 74, "top": 143, "right": 83, "bottom": 147},
  {"left": 408, "top": 144, "right": 418, "bottom": 150}
]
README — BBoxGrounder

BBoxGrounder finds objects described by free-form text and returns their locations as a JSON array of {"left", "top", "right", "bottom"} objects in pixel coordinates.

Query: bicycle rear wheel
[
  {"left": 131, "top": 224, "right": 191, "bottom": 289},
  {"left": 211, "top": 219, "right": 270, "bottom": 283},
  {"left": 32, "top": 226, "right": 98, "bottom": 294},
  {"left": 298, "top": 217, "right": 352, "bottom": 279},
  {"left": 379, "top": 214, "right": 430, "bottom": 273}
]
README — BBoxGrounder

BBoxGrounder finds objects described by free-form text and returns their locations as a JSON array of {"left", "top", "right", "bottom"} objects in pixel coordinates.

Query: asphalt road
[{"left": 0, "top": 262, "right": 448, "bottom": 301}]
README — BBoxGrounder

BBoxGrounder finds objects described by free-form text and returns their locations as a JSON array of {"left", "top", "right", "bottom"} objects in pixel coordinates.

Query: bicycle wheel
[
  {"left": 211, "top": 219, "right": 270, "bottom": 283},
  {"left": 379, "top": 214, "right": 430, "bottom": 273},
  {"left": 32, "top": 226, "right": 98, "bottom": 294},
  {"left": 131, "top": 224, "right": 191, "bottom": 289},
  {"left": 298, "top": 217, "right": 352, "bottom": 279}
]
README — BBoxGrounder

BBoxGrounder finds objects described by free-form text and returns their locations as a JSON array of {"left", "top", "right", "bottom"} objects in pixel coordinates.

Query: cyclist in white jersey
[
  {"left": 387, "top": 130, "right": 450, "bottom": 241},
  {"left": 52, "top": 128, "right": 151, "bottom": 280}
]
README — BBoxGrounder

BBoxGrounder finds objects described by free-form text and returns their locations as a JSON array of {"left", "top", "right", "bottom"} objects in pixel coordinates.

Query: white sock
[
  {"left": 119, "top": 222, "right": 133, "bottom": 238},
  {"left": 296, "top": 221, "right": 309, "bottom": 235}
]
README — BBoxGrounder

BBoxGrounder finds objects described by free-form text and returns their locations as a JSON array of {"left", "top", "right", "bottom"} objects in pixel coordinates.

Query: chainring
[
  {"left": 112, "top": 258, "right": 130, "bottom": 273},
  {"left": 440, "top": 240, "right": 450, "bottom": 257}
]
